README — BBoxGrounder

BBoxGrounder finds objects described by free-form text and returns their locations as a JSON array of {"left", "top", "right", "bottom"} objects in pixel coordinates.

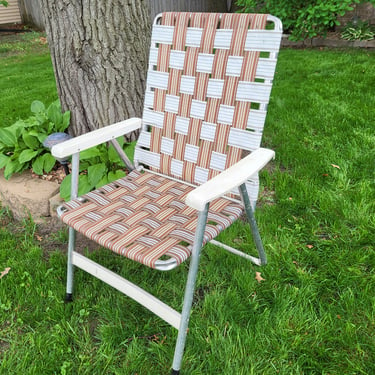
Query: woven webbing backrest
[{"left": 135, "top": 12, "right": 282, "bottom": 201}]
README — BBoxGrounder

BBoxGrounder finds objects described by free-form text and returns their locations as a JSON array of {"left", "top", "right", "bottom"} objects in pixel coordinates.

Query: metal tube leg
[
  {"left": 65, "top": 227, "right": 76, "bottom": 302},
  {"left": 65, "top": 152, "right": 80, "bottom": 302},
  {"left": 239, "top": 183, "right": 267, "bottom": 265},
  {"left": 171, "top": 204, "right": 209, "bottom": 374}
]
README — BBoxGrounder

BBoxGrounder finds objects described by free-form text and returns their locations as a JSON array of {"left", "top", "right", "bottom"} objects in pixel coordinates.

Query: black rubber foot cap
[
  {"left": 65, "top": 293, "right": 73, "bottom": 303},
  {"left": 171, "top": 370, "right": 180, "bottom": 375}
]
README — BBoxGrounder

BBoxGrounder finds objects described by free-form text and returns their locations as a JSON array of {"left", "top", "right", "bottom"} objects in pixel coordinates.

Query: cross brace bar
[{"left": 72, "top": 251, "right": 181, "bottom": 329}]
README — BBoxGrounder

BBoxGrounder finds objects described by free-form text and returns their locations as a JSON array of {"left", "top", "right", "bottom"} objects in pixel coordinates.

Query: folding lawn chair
[{"left": 51, "top": 12, "right": 282, "bottom": 374}]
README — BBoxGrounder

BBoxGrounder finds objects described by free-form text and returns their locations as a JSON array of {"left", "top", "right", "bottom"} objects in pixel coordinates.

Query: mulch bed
[{"left": 31, "top": 165, "right": 67, "bottom": 184}]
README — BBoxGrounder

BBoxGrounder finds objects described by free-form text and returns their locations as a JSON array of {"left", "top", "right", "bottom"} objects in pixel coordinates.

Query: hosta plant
[
  {"left": 341, "top": 20, "right": 375, "bottom": 41},
  {"left": 0, "top": 100, "right": 70, "bottom": 179},
  {"left": 59, "top": 140, "right": 136, "bottom": 201}
]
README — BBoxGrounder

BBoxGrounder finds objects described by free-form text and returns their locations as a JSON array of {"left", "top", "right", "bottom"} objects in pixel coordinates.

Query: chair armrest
[
  {"left": 185, "top": 148, "right": 275, "bottom": 211},
  {"left": 51, "top": 118, "right": 142, "bottom": 159}
]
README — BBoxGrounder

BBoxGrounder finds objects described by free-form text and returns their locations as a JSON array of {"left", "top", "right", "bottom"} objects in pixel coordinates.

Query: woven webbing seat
[
  {"left": 51, "top": 12, "right": 283, "bottom": 374},
  {"left": 59, "top": 170, "right": 243, "bottom": 270}
]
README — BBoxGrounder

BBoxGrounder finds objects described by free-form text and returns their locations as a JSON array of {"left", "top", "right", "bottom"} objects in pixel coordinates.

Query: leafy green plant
[
  {"left": 341, "top": 20, "right": 375, "bottom": 41},
  {"left": 0, "top": 1, "right": 8, "bottom": 7},
  {"left": 59, "top": 140, "right": 136, "bottom": 200},
  {"left": 0, "top": 100, "right": 70, "bottom": 179},
  {"left": 236, "top": 0, "right": 375, "bottom": 40}
]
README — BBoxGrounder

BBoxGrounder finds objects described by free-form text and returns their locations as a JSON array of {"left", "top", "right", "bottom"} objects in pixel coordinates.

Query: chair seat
[{"left": 59, "top": 170, "right": 244, "bottom": 269}]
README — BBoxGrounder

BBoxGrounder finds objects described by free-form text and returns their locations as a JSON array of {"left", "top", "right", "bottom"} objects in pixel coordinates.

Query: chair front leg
[
  {"left": 171, "top": 203, "right": 209, "bottom": 375},
  {"left": 65, "top": 152, "right": 80, "bottom": 302},
  {"left": 65, "top": 227, "right": 75, "bottom": 302}
]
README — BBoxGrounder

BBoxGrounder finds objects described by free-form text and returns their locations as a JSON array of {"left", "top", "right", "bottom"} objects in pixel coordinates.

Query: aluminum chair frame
[{"left": 52, "top": 13, "right": 282, "bottom": 374}]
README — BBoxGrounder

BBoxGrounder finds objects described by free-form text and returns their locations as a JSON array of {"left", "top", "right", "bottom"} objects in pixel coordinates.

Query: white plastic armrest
[
  {"left": 51, "top": 117, "right": 142, "bottom": 159},
  {"left": 186, "top": 148, "right": 275, "bottom": 211}
]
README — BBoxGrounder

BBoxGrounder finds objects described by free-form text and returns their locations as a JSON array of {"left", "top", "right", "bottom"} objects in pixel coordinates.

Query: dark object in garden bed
[{"left": 0, "top": 23, "right": 32, "bottom": 34}]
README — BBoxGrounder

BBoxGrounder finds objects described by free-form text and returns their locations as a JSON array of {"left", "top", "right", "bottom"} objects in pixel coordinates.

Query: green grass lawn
[
  {"left": 0, "top": 34, "right": 374, "bottom": 374},
  {"left": 0, "top": 31, "right": 57, "bottom": 127}
]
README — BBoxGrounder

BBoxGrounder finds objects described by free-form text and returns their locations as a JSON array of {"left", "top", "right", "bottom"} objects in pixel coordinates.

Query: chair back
[{"left": 135, "top": 12, "right": 282, "bottom": 203}]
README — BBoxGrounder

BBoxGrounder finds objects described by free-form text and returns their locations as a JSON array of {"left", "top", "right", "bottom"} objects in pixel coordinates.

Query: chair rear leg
[
  {"left": 239, "top": 183, "right": 267, "bottom": 265},
  {"left": 65, "top": 227, "right": 76, "bottom": 302},
  {"left": 171, "top": 204, "right": 209, "bottom": 374}
]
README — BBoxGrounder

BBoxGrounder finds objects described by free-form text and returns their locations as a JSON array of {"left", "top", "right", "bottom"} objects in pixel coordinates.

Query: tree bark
[{"left": 40, "top": 0, "right": 151, "bottom": 139}]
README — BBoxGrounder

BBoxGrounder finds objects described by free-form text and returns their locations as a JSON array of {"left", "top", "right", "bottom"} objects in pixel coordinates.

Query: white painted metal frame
[
  {"left": 185, "top": 148, "right": 275, "bottom": 211},
  {"left": 52, "top": 118, "right": 142, "bottom": 159},
  {"left": 52, "top": 117, "right": 273, "bottom": 368},
  {"left": 51, "top": 13, "right": 283, "bottom": 375}
]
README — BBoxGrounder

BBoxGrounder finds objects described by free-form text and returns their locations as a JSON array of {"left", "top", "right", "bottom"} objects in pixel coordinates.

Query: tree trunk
[{"left": 40, "top": 0, "right": 151, "bottom": 140}]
